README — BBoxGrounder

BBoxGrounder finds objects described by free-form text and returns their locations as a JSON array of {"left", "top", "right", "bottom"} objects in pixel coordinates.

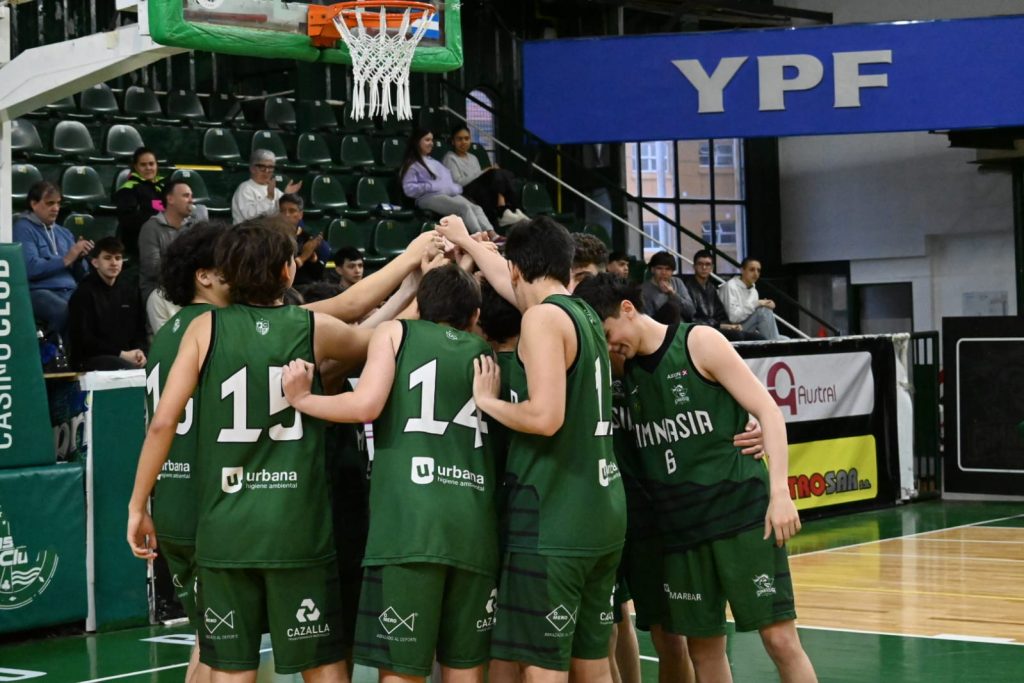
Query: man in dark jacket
[{"left": 682, "top": 249, "right": 762, "bottom": 341}]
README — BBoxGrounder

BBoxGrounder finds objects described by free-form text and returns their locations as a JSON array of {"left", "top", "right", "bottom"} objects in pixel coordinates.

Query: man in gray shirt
[
  {"left": 640, "top": 250, "right": 695, "bottom": 322},
  {"left": 138, "top": 179, "right": 194, "bottom": 305}
]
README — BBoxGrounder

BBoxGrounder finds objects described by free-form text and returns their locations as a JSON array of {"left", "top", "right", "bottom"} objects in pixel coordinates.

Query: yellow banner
[{"left": 787, "top": 435, "right": 878, "bottom": 510}]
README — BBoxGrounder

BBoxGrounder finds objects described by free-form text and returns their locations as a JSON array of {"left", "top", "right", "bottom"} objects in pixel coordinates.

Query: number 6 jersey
[{"left": 195, "top": 304, "right": 332, "bottom": 569}]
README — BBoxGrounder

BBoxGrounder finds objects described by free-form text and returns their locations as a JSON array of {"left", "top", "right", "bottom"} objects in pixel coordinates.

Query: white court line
[
  {"left": 823, "top": 550, "right": 1024, "bottom": 564},
  {"left": 794, "top": 623, "right": 1023, "bottom": 646},
  {"left": 78, "top": 646, "right": 272, "bottom": 683},
  {"left": 902, "top": 538, "right": 1024, "bottom": 545},
  {"left": 790, "top": 512, "right": 1024, "bottom": 559}
]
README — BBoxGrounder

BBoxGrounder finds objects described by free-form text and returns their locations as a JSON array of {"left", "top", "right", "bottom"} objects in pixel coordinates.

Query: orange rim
[{"left": 335, "top": 1, "right": 436, "bottom": 30}]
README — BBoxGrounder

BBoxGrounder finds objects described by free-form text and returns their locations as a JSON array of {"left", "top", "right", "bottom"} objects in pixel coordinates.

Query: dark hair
[
  {"left": 297, "top": 280, "right": 343, "bottom": 304},
  {"left": 283, "top": 287, "right": 305, "bottom": 306},
  {"left": 416, "top": 263, "right": 481, "bottom": 330},
  {"left": 608, "top": 250, "right": 629, "bottom": 263},
  {"left": 478, "top": 280, "right": 522, "bottom": 343},
  {"left": 279, "top": 193, "right": 304, "bottom": 211},
  {"left": 27, "top": 180, "right": 60, "bottom": 205},
  {"left": 504, "top": 216, "right": 574, "bottom": 286},
  {"left": 332, "top": 246, "right": 364, "bottom": 265},
  {"left": 572, "top": 233, "right": 608, "bottom": 270},
  {"left": 648, "top": 251, "right": 676, "bottom": 270},
  {"left": 693, "top": 249, "right": 714, "bottom": 264},
  {"left": 131, "top": 146, "right": 157, "bottom": 168},
  {"left": 217, "top": 218, "right": 297, "bottom": 306},
  {"left": 740, "top": 256, "right": 761, "bottom": 268},
  {"left": 89, "top": 236, "right": 124, "bottom": 259},
  {"left": 573, "top": 272, "right": 643, "bottom": 321},
  {"left": 162, "top": 178, "right": 191, "bottom": 203},
  {"left": 159, "top": 221, "right": 228, "bottom": 306},
  {"left": 450, "top": 124, "right": 471, "bottom": 141},
  {"left": 399, "top": 127, "right": 435, "bottom": 181}
]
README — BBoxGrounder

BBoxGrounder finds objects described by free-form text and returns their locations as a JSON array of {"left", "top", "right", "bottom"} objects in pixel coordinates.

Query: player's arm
[
  {"left": 358, "top": 269, "right": 421, "bottom": 327},
  {"left": 284, "top": 320, "right": 401, "bottom": 423},
  {"left": 311, "top": 311, "right": 374, "bottom": 374},
  {"left": 126, "top": 313, "right": 210, "bottom": 559},
  {"left": 474, "top": 304, "right": 571, "bottom": 436},
  {"left": 303, "top": 230, "right": 442, "bottom": 322},
  {"left": 436, "top": 215, "right": 516, "bottom": 305},
  {"left": 687, "top": 325, "right": 799, "bottom": 546}
]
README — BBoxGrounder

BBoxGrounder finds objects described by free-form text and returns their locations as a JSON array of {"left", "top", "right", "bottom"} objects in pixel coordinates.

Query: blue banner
[{"left": 523, "top": 16, "right": 1024, "bottom": 143}]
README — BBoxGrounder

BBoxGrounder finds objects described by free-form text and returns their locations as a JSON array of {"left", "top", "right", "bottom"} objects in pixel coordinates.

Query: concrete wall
[{"left": 779, "top": 0, "right": 1022, "bottom": 332}]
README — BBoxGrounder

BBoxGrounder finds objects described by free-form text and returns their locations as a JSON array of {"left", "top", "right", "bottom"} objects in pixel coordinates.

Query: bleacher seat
[
  {"left": 12, "top": 164, "right": 43, "bottom": 204},
  {"left": 78, "top": 84, "right": 120, "bottom": 120},
  {"left": 326, "top": 218, "right": 386, "bottom": 265},
  {"left": 208, "top": 93, "right": 242, "bottom": 127},
  {"left": 342, "top": 102, "right": 376, "bottom": 134},
  {"left": 203, "top": 127, "right": 245, "bottom": 167},
  {"left": 65, "top": 213, "right": 117, "bottom": 243},
  {"left": 251, "top": 129, "right": 291, "bottom": 166},
  {"left": 379, "top": 113, "right": 413, "bottom": 136},
  {"left": 61, "top": 166, "right": 113, "bottom": 212},
  {"left": 297, "top": 99, "right": 339, "bottom": 133},
  {"left": 52, "top": 121, "right": 110, "bottom": 163},
  {"left": 170, "top": 169, "right": 231, "bottom": 217},
  {"left": 355, "top": 176, "right": 413, "bottom": 219},
  {"left": 123, "top": 85, "right": 169, "bottom": 123},
  {"left": 372, "top": 219, "right": 420, "bottom": 258},
  {"left": 521, "top": 181, "right": 574, "bottom": 224},
  {"left": 105, "top": 124, "right": 146, "bottom": 162},
  {"left": 308, "top": 174, "right": 355, "bottom": 217},
  {"left": 46, "top": 96, "right": 78, "bottom": 117},
  {"left": 470, "top": 143, "right": 492, "bottom": 169},
  {"left": 11, "top": 119, "right": 52, "bottom": 161},
  {"left": 430, "top": 138, "right": 450, "bottom": 161},
  {"left": 168, "top": 90, "right": 208, "bottom": 125},
  {"left": 582, "top": 223, "right": 612, "bottom": 247},
  {"left": 295, "top": 133, "right": 340, "bottom": 171},
  {"left": 378, "top": 136, "right": 405, "bottom": 173},
  {"left": 265, "top": 97, "right": 297, "bottom": 131},
  {"left": 339, "top": 134, "right": 378, "bottom": 171},
  {"left": 418, "top": 106, "right": 449, "bottom": 133}
]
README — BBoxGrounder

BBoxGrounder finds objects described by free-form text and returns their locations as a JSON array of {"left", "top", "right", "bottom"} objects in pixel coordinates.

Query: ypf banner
[
  {"left": 523, "top": 15, "right": 1024, "bottom": 142},
  {"left": 744, "top": 351, "right": 874, "bottom": 424}
]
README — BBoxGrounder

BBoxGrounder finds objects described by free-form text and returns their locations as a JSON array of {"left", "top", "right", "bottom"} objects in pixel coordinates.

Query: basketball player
[
  {"left": 128, "top": 221, "right": 377, "bottom": 682},
  {"left": 281, "top": 263, "right": 498, "bottom": 683},
  {"left": 573, "top": 273, "right": 817, "bottom": 683}
]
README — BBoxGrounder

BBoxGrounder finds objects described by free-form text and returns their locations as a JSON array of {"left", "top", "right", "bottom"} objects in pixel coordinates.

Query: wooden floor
[{"left": 2, "top": 501, "right": 1024, "bottom": 681}]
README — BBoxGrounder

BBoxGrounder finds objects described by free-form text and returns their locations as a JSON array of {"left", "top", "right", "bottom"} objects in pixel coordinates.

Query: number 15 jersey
[{"left": 195, "top": 304, "right": 331, "bottom": 569}]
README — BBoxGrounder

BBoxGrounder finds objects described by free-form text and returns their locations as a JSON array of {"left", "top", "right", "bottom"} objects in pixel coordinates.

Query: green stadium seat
[
  {"left": 78, "top": 83, "right": 120, "bottom": 120},
  {"left": 61, "top": 165, "right": 113, "bottom": 212},
  {"left": 203, "top": 127, "right": 245, "bottom": 167},
  {"left": 65, "top": 213, "right": 118, "bottom": 243},
  {"left": 167, "top": 90, "right": 208, "bottom": 125},
  {"left": 11, "top": 119, "right": 56, "bottom": 161},
  {"left": 582, "top": 223, "right": 612, "bottom": 248},
  {"left": 372, "top": 219, "right": 420, "bottom": 259},
  {"left": 379, "top": 113, "right": 413, "bottom": 136},
  {"left": 170, "top": 169, "right": 232, "bottom": 217},
  {"left": 430, "top": 138, "right": 450, "bottom": 161},
  {"left": 208, "top": 93, "right": 243, "bottom": 127},
  {"left": 123, "top": 85, "right": 175, "bottom": 123},
  {"left": 521, "top": 181, "right": 574, "bottom": 223},
  {"left": 418, "top": 106, "right": 449, "bottom": 133},
  {"left": 377, "top": 136, "right": 405, "bottom": 173},
  {"left": 12, "top": 164, "right": 43, "bottom": 205},
  {"left": 297, "top": 99, "right": 339, "bottom": 133},
  {"left": 326, "top": 218, "right": 386, "bottom": 265},
  {"left": 355, "top": 176, "right": 413, "bottom": 219},
  {"left": 339, "top": 134, "right": 377, "bottom": 170},
  {"left": 295, "top": 133, "right": 341, "bottom": 171},
  {"left": 46, "top": 96, "right": 78, "bottom": 117},
  {"left": 342, "top": 101, "right": 376, "bottom": 133},
  {"left": 308, "top": 174, "right": 355, "bottom": 217},
  {"left": 252, "top": 129, "right": 302, "bottom": 171},
  {"left": 105, "top": 124, "right": 145, "bottom": 162},
  {"left": 265, "top": 97, "right": 297, "bottom": 131},
  {"left": 470, "top": 143, "right": 492, "bottom": 169},
  {"left": 52, "top": 120, "right": 111, "bottom": 163}
]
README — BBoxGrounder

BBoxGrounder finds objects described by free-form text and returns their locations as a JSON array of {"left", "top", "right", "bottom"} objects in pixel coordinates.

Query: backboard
[{"left": 147, "top": 0, "right": 461, "bottom": 71}]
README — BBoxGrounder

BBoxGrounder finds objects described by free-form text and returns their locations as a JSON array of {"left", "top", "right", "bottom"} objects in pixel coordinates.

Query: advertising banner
[
  {"left": 745, "top": 352, "right": 874, "bottom": 424},
  {"left": 787, "top": 435, "right": 878, "bottom": 511}
]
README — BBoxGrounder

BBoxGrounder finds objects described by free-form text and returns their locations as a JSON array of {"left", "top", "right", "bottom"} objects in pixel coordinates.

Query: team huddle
[{"left": 127, "top": 214, "right": 817, "bottom": 683}]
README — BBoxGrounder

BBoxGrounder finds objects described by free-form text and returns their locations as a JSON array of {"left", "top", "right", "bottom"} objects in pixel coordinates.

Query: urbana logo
[
  {"left": 255, "top": 318, "right": 270, "bottom": 336},
  {"left": 597, "top": 458, "right": 621, "bottom": 487},
  {"left": 379, "top": 606, "right": 416, "bottom": 634},
  {"left": 411, "top": 457, "right": 434, "bottom": 485},
  {"left": 221, "top": 467, "right": 243, "bottom": 494},
  {"left": 672, "top": 384, "right": 690, "bottom": 405},
  {"left": 445, "top": 329, "right": 459, "bottom": 341},
  {"left": 172, "top": 318, "right": 181, "bottom": 333},
  {"left": 0, "top": 507, "right": 59, "bottom": 610},
  {"left": 204, "top": 607, "right": 235, "bottom": 634},
  {"left": 545, "top": 604, "right": 577, "bottom": 632},
  {"left": 753, "top": 574, "right": 776, "bottom": 598}
]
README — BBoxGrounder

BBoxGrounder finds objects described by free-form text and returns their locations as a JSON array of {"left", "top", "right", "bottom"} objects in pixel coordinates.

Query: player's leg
[
  {"left": 488, "top": 659, "right": 522, "bottom": 683},
  {"left": 684, "top": 636, "right": 731, "bottom": 683},
  {"left": 162, "top": 541, "right": 212, "bottom": 683},
  {"left": 661, "top": 548, "right": 730, "bottom": 683},
  {"left": 195, "top": 567, "right": 266, "bottom": 682},
  {"left": 612, "top": 593, "right": 640, "bottom": 683},
  {"left": 436, "top": 567, "right": 494, "bottom": 683},
  {"left": 648, "top": 626, "right": 694, "bottom": 683},
  {"left": 758, "top": 620, "right": 817, "bottom": 683},
  {"left": 567, "top": 549, "right": 621, "bottom": 683},
  {"left": 607, "top": 624, "right": 621, "bottom": 683}
]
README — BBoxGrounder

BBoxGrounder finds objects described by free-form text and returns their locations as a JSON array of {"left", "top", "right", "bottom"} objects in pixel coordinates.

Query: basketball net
[{"left": 334, "top": 6, "right": 434, "bottom": 121}]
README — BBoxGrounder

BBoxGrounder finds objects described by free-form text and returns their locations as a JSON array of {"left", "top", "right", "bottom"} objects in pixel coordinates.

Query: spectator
[
  {"left": 683, "top": 249, "right": 762, "bottom": 341},
  {"left": 13, "top": 181, "right": 91, "bottom": 339},
  {"left": 139, "top": 179, "right": 194, "bottom": 314},
  {"left": 278, "top": 193, "right": 331, "bottom": 288},
  {"left": 231, "top": 149, "right": 302, "bottom": 224},
  {"left": 67, "top": 237, "right": 147, "bottom": 371},
  {"left": 324, "top": 246, "right": 365, "bottom": 290},
  {"left": 442, "top": 125, "right": 527, "bottom": 228},
  {"left": 607, "top": 250, "right": 630, "bottom": 279},
  {"left": 114, "top": 147, "right": 164, "bottom": 263},
  {"left": 569, "top": 232, "right": 608, "bottom": 292},
  {"left": 400, "top": 128, "right": 496, "bottom": 237},
  {"left": 641, "top": 251, "right": 695, "bottom": 322},
  {"left": 720, "top": 257, "right": 786, "bottom": 340}
]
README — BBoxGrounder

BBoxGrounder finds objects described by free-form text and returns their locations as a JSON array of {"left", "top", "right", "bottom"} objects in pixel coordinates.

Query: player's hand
[
  {"left": 410, "top": 229, "right": 444, "bottom": 261},
  {"left": 437, "top": 215, "right": 472, "bottom": 246},
  {"left": 282, "top": 358, "right": 315, "bottom": 407},
  {"left": 733, "top": 418, "right": 764, "bottom": 459},
  {"left": 472, "top": 354, "right": 501, "bottom": 407},
  {"left": 127, "top": 508, "right": 158, "bottom": 560},
  {"left": 764, "top": 494, "right": 801, "bottom": 547},
  {"left": 421, "top": 250, "right": 448, "bottom": 274}
]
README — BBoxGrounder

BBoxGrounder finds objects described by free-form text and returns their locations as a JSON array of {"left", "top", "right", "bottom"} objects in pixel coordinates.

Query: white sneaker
[{"left": 498, "top": 208, "right": 521, "bottom": 227}]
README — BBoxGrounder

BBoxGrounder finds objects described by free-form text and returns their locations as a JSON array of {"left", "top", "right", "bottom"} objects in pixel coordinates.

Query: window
[
  {"left": 701, "top": 220, "right": 737, "bottom": 246},
  {"left": 698, "top": 141, "right": 736, "bottom": 168},
  {"left": 640, "top": 142, "right": 660, "bottom": 172},
  {"left": 466, "top": 89, "right": 495, "bottom": 164}
]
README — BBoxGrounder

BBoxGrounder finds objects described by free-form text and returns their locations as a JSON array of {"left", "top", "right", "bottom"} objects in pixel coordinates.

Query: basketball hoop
[{"left": 308, "top": 1, "right": 437, "bottom": 121}]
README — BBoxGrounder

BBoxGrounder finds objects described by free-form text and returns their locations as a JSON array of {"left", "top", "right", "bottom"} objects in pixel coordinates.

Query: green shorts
[
  {"left": 662, "top": 527, "right": 796, "bottom": 637},
  {"left": 161, "top": 540, "right": 200, "bottom": 633},
  {"left": 196, "top": 561, "right": 347, "bottom": 675},
  {"left": 354, "top": 563, "right": 496, "bottom": 677},
  {"left": 490, "top": 550, "right": 621, "bottom": 671},
  {"left": 621, "top": 536, "right": 668, "bottom": 631}
]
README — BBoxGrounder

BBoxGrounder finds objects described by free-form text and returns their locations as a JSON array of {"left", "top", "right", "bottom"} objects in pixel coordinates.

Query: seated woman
[
  {"left": 400, "top": 128, "right": 496, "bottom": 238},
  {"left": 442, "top": 125, "right": 528, "bottom": 228},
  {"left": 114, "top": 147, "right": 164, "bottom": 262}
]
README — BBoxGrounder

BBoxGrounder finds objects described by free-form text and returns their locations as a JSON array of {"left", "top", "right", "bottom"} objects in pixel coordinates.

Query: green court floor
[{"left": 1, "top": 500, "right": 1022, "bottom": 682}]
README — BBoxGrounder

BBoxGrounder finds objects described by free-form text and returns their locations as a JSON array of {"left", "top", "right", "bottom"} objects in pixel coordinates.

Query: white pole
[{"left": 1, "top": 4, "right": 13, "bottom": 244}]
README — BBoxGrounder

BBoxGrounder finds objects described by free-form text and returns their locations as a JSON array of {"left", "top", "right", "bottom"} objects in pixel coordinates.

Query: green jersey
[
  {"left": 612, "top": 375, "right": 659, "bottom": 543},
  {"left": 327, "top": 379, "right": 370, "bottom": 573},
  {"left": 504, "top": 295, "right": 626, "bottom": 557},
  {"left": 624, "top": 323, "right": 769, "bottom": 552},
  {"left": 195, "top": 304, "right": 331, "bottom": 568},
  {"left": 145, "top": 303, "right": 215, "bottom": 543},
  {"left": 363, "top": 320, "right": 498, "bottom": 576}
]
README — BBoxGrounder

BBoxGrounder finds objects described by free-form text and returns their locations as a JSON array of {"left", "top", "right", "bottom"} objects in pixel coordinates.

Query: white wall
[{"left": 779, "top": 0, "right": 1022, "bottom": 331}]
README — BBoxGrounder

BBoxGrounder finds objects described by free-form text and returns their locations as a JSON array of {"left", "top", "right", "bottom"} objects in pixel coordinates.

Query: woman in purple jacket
[{"left": 400, "top": 128, "right": 496, "bottom": 236}]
